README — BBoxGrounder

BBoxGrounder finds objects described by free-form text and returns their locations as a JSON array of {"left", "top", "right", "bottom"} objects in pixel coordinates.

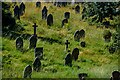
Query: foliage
[{"left": 82, "top": 2, "right": 120, "bottom": 27}]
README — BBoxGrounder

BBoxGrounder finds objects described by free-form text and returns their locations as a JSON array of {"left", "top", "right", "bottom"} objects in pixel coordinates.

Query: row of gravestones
[
  {"left": 16, "top": 32, "right": 86, "bottom": 78},
  {"left": 42, "top": 5, "right": 80, "bottom": 27}
]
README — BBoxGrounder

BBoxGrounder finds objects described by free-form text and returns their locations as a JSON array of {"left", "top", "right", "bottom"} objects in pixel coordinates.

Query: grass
[{"left": 2, "top": 2, "right": 119, "bottom": 78}]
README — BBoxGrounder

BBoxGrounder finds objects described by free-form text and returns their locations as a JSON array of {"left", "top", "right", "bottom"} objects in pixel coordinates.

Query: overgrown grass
[{"left": 2, "top": 2, "right": 119, "bottom": 78}]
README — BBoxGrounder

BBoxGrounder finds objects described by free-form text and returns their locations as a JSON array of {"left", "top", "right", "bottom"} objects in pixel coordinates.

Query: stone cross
[
  {"left": 65, "top": 40, "right": 70, "bottom": 50},
  {"left": 33, "top": 23, "right": 38, "bottom": 35}
]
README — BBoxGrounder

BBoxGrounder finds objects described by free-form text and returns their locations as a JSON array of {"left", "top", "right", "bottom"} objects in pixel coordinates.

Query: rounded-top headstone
[
  {"left": 110, "top": 71, "right": 120, "bottom": 80},
  {"left": 34, "top": 47, "right": 43, "bottom": 59},
  {"left": 23, "top": 65, "right": 32, "bottom": 78},
  {"left": 47, "top": 14, "right": 53, "bottom": 26},
  {"left": 65, "top": 53, "right": 72, "bottom": 67},
  {"left": 16, "top": 36, "right": 23, "bottom": 51},
  {"left": 80, "top": 41, "right": 86, "bottom": 47},
  {"left": 64, "top": 12, "right": 70, "bottom": 19},
  {"left": 62, "top": 18, "right": 68, "bottom": 27},
  {"left": 29, "top": 35, "right": 37, "bottom": 49},
  {"left": 42, "top": 6, "right": 48, "bottom": 19},
  {"left": 72, "top": 48, "right": 79, "bottom": 61},
  {"left": 33, "top": 57, "right": 41, "bottom": 72},
  {"left": 36, "top": 1, "right": 41, "bottom": 8},
  {"left": 79, "top": 29, "right": 85, "bottom": 38},
  {"left": 74, "top": 30, "right": 80, "bottom": 41}
]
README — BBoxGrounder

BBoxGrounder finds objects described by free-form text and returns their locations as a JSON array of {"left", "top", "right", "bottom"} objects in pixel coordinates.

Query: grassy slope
[{"left": 2, "top": 2, "right": 119, "bottom": 78}]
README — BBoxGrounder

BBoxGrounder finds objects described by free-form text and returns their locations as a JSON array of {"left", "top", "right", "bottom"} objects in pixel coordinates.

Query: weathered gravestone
[
  {"left": 65, "top": 53, "right": 72, "bottom": 67},
  {"left": 47, "top": 14, "right": 53, "bottom": 26},
  {"left": 34, "top": 47, "right": 43, "bottom": 59},
  {"left": 110, "top": 71, "right": 120, "bottom": 80},
  {"left": 16, "top": 36, "right": 23, "bottom": 51},
  {"left": 23, "top": 65, "right": 32, "bottom": 78},
  {"left": 20, "top": 2, "right": 25, "bottom": 16},
  {"left": 65, "top": 40, "right": 70, "bottom": 51},
  {"left": 78, "top": 73, "right": 88, "bottom": 80},
  {"left": 80, "top": 41, "right": 86, "bottom": 47},
  {"left": 42, "top": 6, "right": 48, "bottom": 19},
  {"left": 74, "top": 29, "right": 85, "bottom": 41},
  {"left": 14, "top": 5, "right": 20, "bottom": 19},
  {"left": 75, "top": 5, "right": 80, "bottom": 13},
  {"left": 36, "top": 1, "right": 41, "bottom": 8},
  {"left": 64, "top": 12, "right": 70, "bottom": 19},
  {"left": 29, "top": 35, "right": 37, "bottom": 49},
  {"left": 72, "top": 48, "right": 79, "bottom": 61},
  {"left": 74, "top": 30, "right": 80, "bottom": 41},
  {"left": 33, "top": 23, "right": 38, "bottom": 35},
  {"left": 33, "top": 57, "right": 41, "bottom": 72},
  {"left": 79, "top": 29, "right": 85, "bottom": 38},
  {"left": 62, "top": 18, "right": 68, "bottom": 27}
]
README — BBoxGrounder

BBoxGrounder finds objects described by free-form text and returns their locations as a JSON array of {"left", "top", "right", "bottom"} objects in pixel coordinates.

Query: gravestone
[
  {"left": 72, "top": 48, "right": 79, "bottom": 61},
  {"left": 78, "top": 73, "right": 88, "bottom": 80},
  {"left": 23, "top": 65, "right": 32, "bottom": 78},
  {"left": 42, "top": 6, "right": 48, "bottom": 19},
  {"left": 16, "top": 36, "right": 23, "bottom": 51},
  {"left": 65, "top": 40, "right": 70, "bottom": 51},
  {"left": 47, "top": 14, "right": 53, "bottom": 26},
  {"left": 29, "top": 35, "right": 37, "bottom": 49},
  {"left": 79, "top": 29, "right": 85, "bottom": 38},
  {"left": 62, "top": 18, "right": 68, "bottom": 27},
  {"left": 34, "top": 47, "right": 43, "bottom": 60},
  {"left": 64, "top": 12, "right": 70, "bottom": 19},
  {"left": 14, "top": 5, "right": 20, "bottom": 19},
  {"left": 65, "top": 53, "right": 72, "bottom": 67},
  {"left": 80, "top": 41, "right": 86, "bottom": 47},
  {"left": 33, "top": 57, "right": 41, "bottom": 72},
  {"left": 33, "top": 23, "right": 38, "bottom": 35},
  {"left": 36, "top": 1, "right": 41, "bottom": 8},
  {"left": 20, "top": 2, "right": 25, "bottom": 16},
  {"left": 75, "top": 5, "right": 80, "bottom": 13},
  {"left": 74, "top": 30, "right": 80, "bottom": 41},
  {"left": 110, "top": 71, "right": 120, "bottom": 80}
]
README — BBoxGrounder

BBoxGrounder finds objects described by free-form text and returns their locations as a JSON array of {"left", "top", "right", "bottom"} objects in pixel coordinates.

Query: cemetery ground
[{"left": 2, "top": 2, "right": 119, "bottom": 78}]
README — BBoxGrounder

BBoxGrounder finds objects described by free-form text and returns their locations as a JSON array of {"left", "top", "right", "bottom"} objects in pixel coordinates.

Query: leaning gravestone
[
  {"left": 110, "top": 71, "right": 120, "bottom": 80},
  {"left": 47, "top": 14, "right": 53, "bottom": 26},
  {"left": 14, "top": 5, "right": 20, "bottom": 19},
  {"left": 42, "top": 6, "right": 48, "bottom": 19},
  {"left": 16, "top": 36, "right": 23, "bottom": 51},
  {"left": 33, "top": 57, "right": 41, "bottom": 72},
  {"left": 75, "top": 5, "right": 80, "bottom": 13},
  {"left": 20, "top": 2, "right": 25, "bottom": 16},
  {"left": 65, "top": 53, "right": 72, "bottom": 67},
  {"left": 29, "top": 35, "right": 37, "bottom": 49},
  {"left": 74, "top": 30, "right": 80, "bottom": 41},
  {"left": 72, "top": 48, "right": 79, "bottom": 61},
  {"left": 62, "top": 18, "right": 68, "bottom": 27},
  {"left": 36, "top": 1, "right": 41, "bottom": 8},
  {"left": 64, "top": 12, "right": 70, "bottom": 19},
  {"left": 34, "top": 47, "right": 43, "bottom": 60},
  {"left": 23, "top": 65, "right": 32, "bottom": 78}
]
